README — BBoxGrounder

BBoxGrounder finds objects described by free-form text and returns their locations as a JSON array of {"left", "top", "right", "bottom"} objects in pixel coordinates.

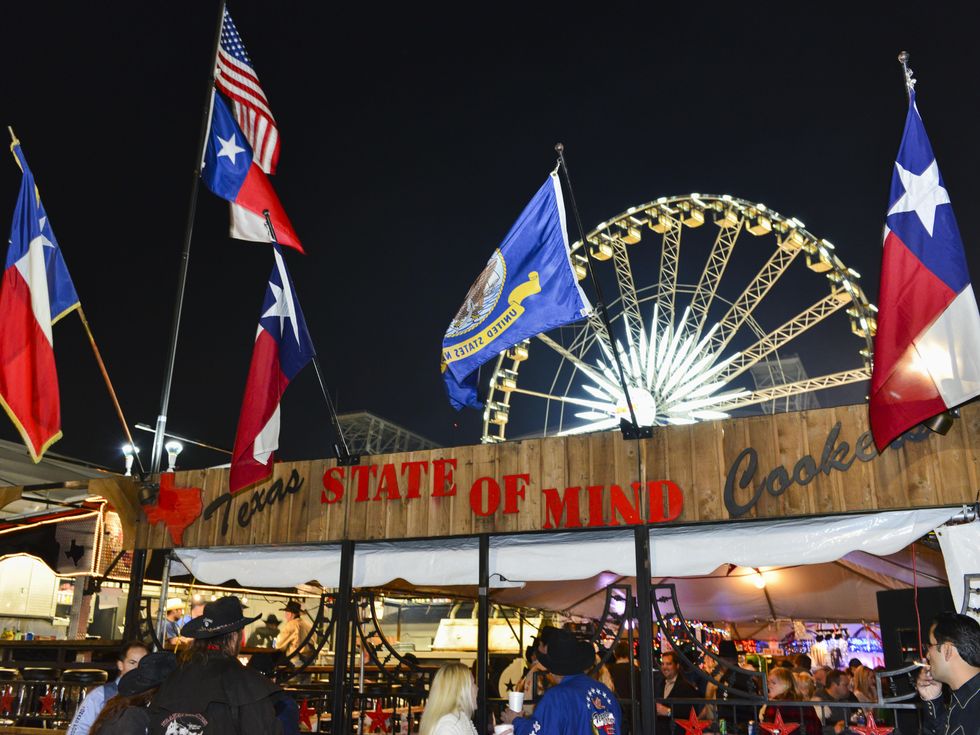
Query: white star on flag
[
  {"left": 216, "top": 132, "right": 246, "bottom": 165},
  {"left": 887, "top": 159, "right": 950, "bottom": 236},
  {"left": 260, "top": 248, "right": 301, "bottom": 343}
]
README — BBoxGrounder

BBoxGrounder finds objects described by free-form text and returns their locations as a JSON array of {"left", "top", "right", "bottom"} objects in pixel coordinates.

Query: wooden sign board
[{"left": 110, "top": 403, "right": 979, "bottom": 550}]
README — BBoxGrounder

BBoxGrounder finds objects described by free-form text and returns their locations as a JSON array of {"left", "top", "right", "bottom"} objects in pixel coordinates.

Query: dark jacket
[
  {"left": 921, "top": 671, "right": 980, "bottom": 735},
  {"left": 95, "top": 706, "right": 150, "bottom": 734},
  {"left": 148, "top": 654, "right": 283, "bottom": 735},
  {"left": 654, "top": 674, "right": 699, "bottom": 735}
]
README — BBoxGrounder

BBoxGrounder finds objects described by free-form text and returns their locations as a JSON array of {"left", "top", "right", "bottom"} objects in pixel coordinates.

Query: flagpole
[
  {"left": 150, "top": 0, "right": 227, "bottom": 475},
  {"left": 897, "top": 51, "right": 915, "bottom": 101},
  {"left": 553, "top": 143, "right": 647, "bottom": 438},
  {"left": 262, "top": 211, "right": 356, "bottom": 463},
  {"left": 8, "top": 127, "right": 145, "bottom": 473},
  {"left": 77, "top": 308, "right": 145, "bottom": 474}
]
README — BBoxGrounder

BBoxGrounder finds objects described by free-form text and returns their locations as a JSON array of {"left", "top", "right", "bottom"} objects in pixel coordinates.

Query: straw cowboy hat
[
  {"left": 179, "top": 596, "right": 260, "bottom": 639},
  {"left": 164, "top": 598, "right": 184, "bottom": 612}
]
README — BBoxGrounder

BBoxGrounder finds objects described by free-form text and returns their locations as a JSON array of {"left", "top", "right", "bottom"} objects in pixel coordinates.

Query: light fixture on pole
[
  {"left": 164, "top": 440, "right": 184, "bottom": 473},
  {"left": 122, "top": 444, "right": 139, "bottom": 477}
]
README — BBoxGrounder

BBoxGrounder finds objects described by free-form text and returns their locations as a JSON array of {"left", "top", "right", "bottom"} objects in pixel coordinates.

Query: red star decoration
[
  {"left": 850, "top": 713, "right": 894, "bottom": 735},
  {"left": 298, "top": 698, "right": 316, "bottom": 730},
  {"left": 143, "top": 473, "right": 203, "bottom": 546},
  {"left": 759, "top": 710, "right": 800, "bottom": 735},
  {"left": 39, "top": 691, "right": 56, "bottom": 715},
  {"left": 0, "top": 688, "right": 14, "bottom": 714},
  {"left": 676, "top": 707, "right": 711, "bottom": 735},
  {"left": 366, "top": 699, "right": 391, "bottom": 733}
]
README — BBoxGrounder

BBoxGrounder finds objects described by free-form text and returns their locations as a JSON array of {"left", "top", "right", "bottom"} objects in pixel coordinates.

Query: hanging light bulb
[{"left": 753, "top": 569, "right": 767, "bottom": 589}]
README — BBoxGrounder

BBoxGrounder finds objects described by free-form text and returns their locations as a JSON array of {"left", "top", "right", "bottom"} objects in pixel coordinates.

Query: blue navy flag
[{"left": 441, "top": 171, "right": 592, "bottom": 409}]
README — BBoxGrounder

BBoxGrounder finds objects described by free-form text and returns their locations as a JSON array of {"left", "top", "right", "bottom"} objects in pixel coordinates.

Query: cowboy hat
[
  {"left": 164, "top": 598, "right": 184, "bottom": 612},
  {"left": 537, "top": 629, "right": 595, "bottom": 676},
  {"left": 281, "top": 600, "right": 303, "bottom": 616},
  {"left": 118, "top": 651, "right": 177, "bottom": 696},
  {"left": 179, "top": 596, "right": 260, "bottom": 639},
  {"left": 264, "top": 614, "right": 281, "bottom": 626}
]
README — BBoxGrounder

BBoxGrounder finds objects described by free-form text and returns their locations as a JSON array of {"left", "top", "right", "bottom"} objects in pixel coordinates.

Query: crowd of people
[{"left": 61, "top": 606, "right": 979, "bottom": 735}]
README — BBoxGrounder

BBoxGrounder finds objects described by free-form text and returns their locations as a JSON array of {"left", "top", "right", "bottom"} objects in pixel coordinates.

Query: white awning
[{"left": 174, "top": 507, "right": 959, "bottom": 621}]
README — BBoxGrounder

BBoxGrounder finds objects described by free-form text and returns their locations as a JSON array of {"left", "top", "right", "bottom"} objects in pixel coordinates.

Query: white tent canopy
[{"left": 173, "top": 507, "right": 960, "bottom": 624}]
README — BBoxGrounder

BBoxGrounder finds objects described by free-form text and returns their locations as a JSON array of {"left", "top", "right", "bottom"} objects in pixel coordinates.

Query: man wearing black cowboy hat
[
  {"left": 502, "top": 629, "right": 622, "bottom": 735},
  {"left": 147, "top": 596, "right": 283, "bottom": 735},
  {"left": 246, "top": 613, "right": 282, "bottom": 648},
  {"left": 276, "top": 600, "right": 314, "bottom": 662}
]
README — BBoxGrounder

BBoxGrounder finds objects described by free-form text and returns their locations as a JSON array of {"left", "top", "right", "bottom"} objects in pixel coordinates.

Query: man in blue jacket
[
  {"left": 502, "top": 629, "right": 621, "bottom": 735},
  {"left": 66, "top": 640, "right": 148, "bottom": 735}
]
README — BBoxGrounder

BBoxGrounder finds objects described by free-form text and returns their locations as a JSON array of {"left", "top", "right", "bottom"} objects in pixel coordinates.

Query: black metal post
[
  {"left": 554, "top": 144, "right": 648, "bottom": 438},
  {"left": 150, "top": 0, "right": 226, "bottom": 473},
  {"left": 477, "top": 534, "right": 490, "bottom": 734},
  {"left": 123, "top": 548, "right": 147, "bottom": 642},
  {"left": 633, "top": 526, "right": 656, "bottom": 735},
  {"left": 331, "top": 540, "right": 355, "bottom": 735}
]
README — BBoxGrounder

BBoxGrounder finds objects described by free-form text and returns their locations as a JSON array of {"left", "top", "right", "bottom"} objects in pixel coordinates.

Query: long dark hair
[
  {"left": 178, "top": 629, "right": 240, "bottom": 666},
  {"left": 89, "top": 688, "right": 158, "bottom": 734}
]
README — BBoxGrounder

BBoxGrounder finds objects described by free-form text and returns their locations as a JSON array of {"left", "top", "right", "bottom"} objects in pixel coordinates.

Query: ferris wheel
[{"left": 481, "top": 193, "right": 878, "bottom": 442}]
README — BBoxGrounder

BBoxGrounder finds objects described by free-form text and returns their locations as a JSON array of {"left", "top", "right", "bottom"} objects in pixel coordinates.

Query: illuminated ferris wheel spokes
[{"left": 481, "top": 194, "right": 877, "bottom": 442}]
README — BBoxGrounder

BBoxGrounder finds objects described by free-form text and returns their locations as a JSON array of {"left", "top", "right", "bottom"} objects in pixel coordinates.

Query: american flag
[{"left": 214, "top": 7, "right": 280, "bottom": 175}]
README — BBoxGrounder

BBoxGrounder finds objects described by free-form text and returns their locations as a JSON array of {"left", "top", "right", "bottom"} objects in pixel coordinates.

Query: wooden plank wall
[{"left": 113, "top": 402, "right": 979, "bottom": 550}]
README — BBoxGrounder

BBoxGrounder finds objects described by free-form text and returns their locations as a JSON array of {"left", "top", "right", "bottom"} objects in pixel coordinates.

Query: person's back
[
  {"left": 506, "top": 631, "right": 622, "bottom": 735},
  {"left": 515, "top": 673, "right": 621, "bottom": 735},
  {"left": 148, "top": 595, "right": 282, "bottom": 735},
  {"left": 149, "top": 655, "right": 282, "bottom": 734}
]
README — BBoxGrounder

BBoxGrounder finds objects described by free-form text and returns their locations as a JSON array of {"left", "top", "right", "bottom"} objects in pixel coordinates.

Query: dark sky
[{"left": 2, "top": 3, "right": 978, "bottom": 473}]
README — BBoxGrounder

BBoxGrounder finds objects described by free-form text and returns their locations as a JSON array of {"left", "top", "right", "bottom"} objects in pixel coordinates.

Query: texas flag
[
  {"left": 230, "top": 244, "right": 315, "bottom": 493},
  {"left": 0, "top": 144, "right": 80, "bottom": 461},
  {"left": 870, "top": 91, "right": 980, "bottom": 450},
  {"left": 202, "top": 92, "right": 303, "bottom": 253}
]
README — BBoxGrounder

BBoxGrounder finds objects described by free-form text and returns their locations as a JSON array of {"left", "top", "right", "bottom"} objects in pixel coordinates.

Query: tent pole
[
  {"left": 633, "top": 527, "right": 656, "bottom": 735},
  {"left": 155, "top": 552, "right": 173, "bottom": 647},
  {"left": 477, "top": 534, "right": 490, "bottom": 735},
  {"left": 332, "top": 540, "right": 355, "bottom": 734}
]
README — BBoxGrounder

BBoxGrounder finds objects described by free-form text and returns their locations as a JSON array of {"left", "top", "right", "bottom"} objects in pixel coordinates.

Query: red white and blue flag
[
  {"left": 202, "top": 92, "right": 303, "bottom": 253},
  {"left": 230, "top": 244, "right": 315, "bottom": 493},
  {"left": 870, "top": 91, "right": 980, "bottom": 450},
  {"left": 0, "top": 144, "right": 80, "bottom": 461},
  {"left": 215, "top": 7, "right": 280, "bottom": 175}
]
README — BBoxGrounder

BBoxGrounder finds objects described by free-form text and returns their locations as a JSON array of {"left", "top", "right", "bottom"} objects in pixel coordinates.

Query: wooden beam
[{"left": 89, "top": 477, "right": 140, "bottom": 548}]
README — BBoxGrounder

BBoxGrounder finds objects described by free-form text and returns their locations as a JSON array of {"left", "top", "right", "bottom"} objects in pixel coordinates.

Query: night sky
[{"left": 2, "top": 3, "right": 978, "bottom": 473}]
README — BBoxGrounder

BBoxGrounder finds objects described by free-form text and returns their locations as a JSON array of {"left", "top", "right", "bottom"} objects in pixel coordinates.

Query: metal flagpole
[
  {"left": 7, "top": 126, "right": 145, "bottom": 474},
  {"left": 150, "top": 0, "right": 227, "bottom": 475},
  {"left": 554, "top": 143, "right": 649, "bottom": 438},
  {"left": 262, "top": 211, "right": 356, "bottom": 463}
]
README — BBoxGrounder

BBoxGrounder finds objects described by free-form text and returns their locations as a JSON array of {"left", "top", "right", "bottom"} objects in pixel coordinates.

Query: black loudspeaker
[
  {"left": 877, "top": 586, "right": 955, "bottom": 669},
  {"left": 877, "top": 586, "right": 955, "bottom": 735}
]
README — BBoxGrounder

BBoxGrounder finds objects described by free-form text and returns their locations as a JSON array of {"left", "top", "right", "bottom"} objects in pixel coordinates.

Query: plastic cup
[{"left": 508, "top": 691, "right": 524, "bottom": 712}]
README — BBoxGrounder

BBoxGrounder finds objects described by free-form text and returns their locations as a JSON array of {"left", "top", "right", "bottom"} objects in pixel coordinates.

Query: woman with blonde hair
[
  {"left": 760, "top": 667, "right": 820, "bottom": 735},
  {"left": 851, "top": 665, "right": 877, "bottom": 702},
  {"left": 419, "top": 663, "right": 478, "bottom": 735}
]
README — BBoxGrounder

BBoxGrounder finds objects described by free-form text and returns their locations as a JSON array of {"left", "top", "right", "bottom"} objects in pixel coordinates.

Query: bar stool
[
  {"left": 0, "top": 668, "right": 19, "bottom": 727},
  {"left": 59, "top": 669, "right": 109, "bottom": 726},
  {"left": 19, "top": 667, "right": 59, "bottom": 726}
]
